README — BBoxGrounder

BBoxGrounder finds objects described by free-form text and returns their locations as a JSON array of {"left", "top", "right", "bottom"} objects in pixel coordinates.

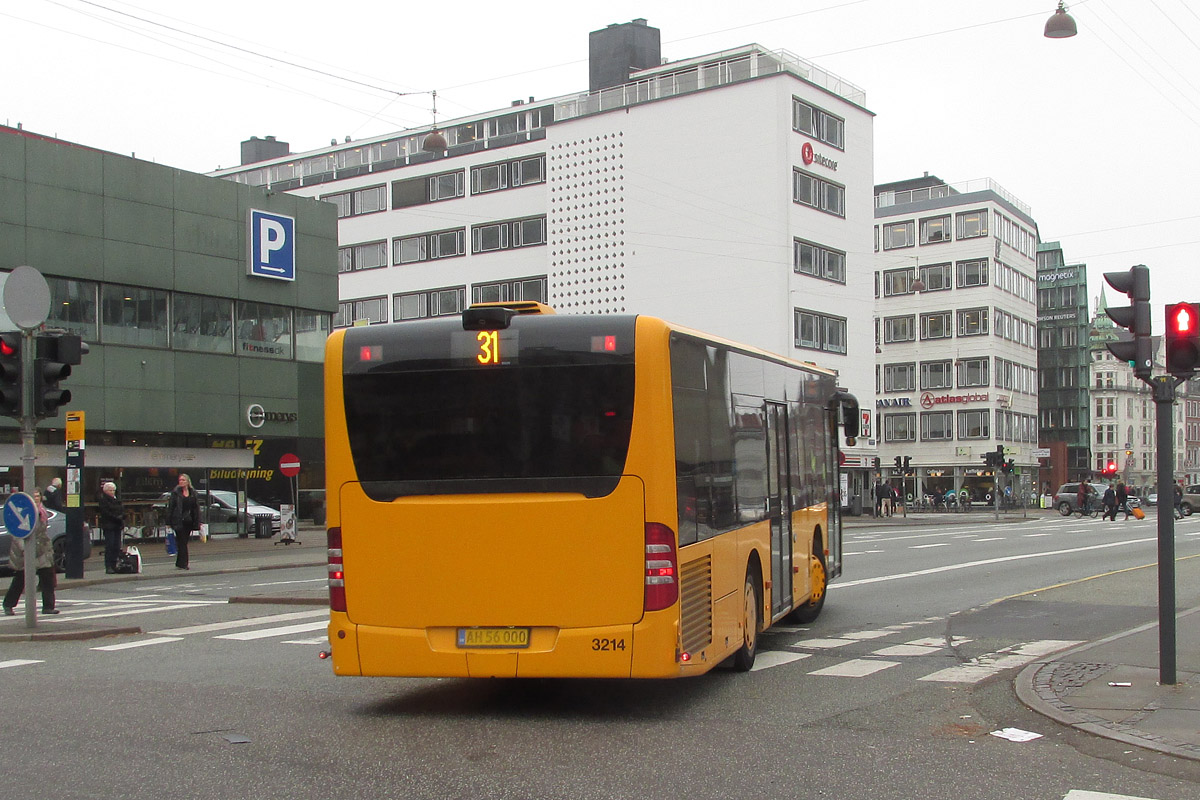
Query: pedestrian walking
[
  {"left": 167, "top": 474, "right": 200, "bottom": 571},
  {"left": 3, "top": 490, "right": 59, "bottom": 615},
  {"left": 1101, "top": 485, "right": 1117, "bottom": 521},
  {"left": 1116, "top": 482, "right": 1131, "bottom": 520},
  {"left": 98, "top": 481, "right": 125, "bottom": 574},
  {"left": 43, "top": 476, "right": 65, "bottom": 512}
]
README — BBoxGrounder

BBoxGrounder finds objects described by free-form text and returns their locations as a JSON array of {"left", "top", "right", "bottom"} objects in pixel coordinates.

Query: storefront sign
[
  {"left": 246, "top": 403, "right": 298, "bottom": 429},
  {"left": 921, "top": 391, "right": 989, "bottom": 409},
  {"left": 876, "top": 398, "right": 912, "bottom": 408},
  {"left": 800, "top": 142, "right": 838, "bottom": 171}
]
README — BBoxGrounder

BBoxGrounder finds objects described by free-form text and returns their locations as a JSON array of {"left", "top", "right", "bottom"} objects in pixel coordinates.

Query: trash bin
[
  {"left": 312, "top": 504, "right": 326, "bottom": 527},
  {"left": 253, "top": 514, "right": 273, "bottom": 539},
  {"left": 850, "top": 494, "right": 863, "bottom": 517}
]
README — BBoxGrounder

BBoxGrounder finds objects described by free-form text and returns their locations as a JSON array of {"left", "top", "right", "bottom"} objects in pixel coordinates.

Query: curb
[{"left": 0, "top": 625, "right": 142, "bottom": 643}]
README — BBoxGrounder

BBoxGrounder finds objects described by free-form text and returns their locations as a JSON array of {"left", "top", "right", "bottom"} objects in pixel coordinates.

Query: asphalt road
[{"left": 3, "top": 514, "right": 1199, "bottom": 800}]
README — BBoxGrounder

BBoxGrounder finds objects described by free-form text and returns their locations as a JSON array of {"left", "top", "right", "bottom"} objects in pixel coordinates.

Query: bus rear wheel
[
  {"left": 789, "top": 550, "right": 827, "bottom": 624},
  {"left": 731, "top": 569, "right": 760, "bottom": 672}
]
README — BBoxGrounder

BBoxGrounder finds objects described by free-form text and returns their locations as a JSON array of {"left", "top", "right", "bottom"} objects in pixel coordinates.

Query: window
[
  {"left": 101, "top": 284, "right": 168, "bottom": 348},
  {"left": 469, "top": 154, "right": 546, "bottom": 194},
  {"left": 172, "top": 293, "right": 233, "bottom": 354},
  {"left": 794, "top": 239, "right": 846, "bottom": 283},
  {"left": 884, "top": 413, "right": 916, "bottom": 442},
  {"left": 920, "top": 215, "right": 951, "bottom": 244},
  {"left": 471, "top": 276, "right": 547, "bottom": 305},
  {"left": 921, "top": 411, "right": 954, "bottom": 441},
  {"left": 338, "top": 240, "right": 388, "bottom": 272},
  {"left": 883, "top": 363, "right": 915, "bottom": 392},
  {"left": 957, "top": 357, "right": 990, "bottom": 387},
  {"left": 882, "top": 268, "right": 914, "bottom": 297},
  {"left": 918, "top": 262, "right": 952, "bottom": 292},
  {"left": 883, "top": 315, "right": 915, "bottom": 343},
  {"left": 921, "top": 360, "right": 953, "bottom": 390},
  {"left": 920, "top": 311, "right": 952, "bottom": 340},
  {"left": 394, "top": 286, "right": 467, "bottom": 321},
  {"left": 1096, "top": 397, "right": 1115, "bottom": 418},
  {"left": 793, "top": 308, "right": 847, "bottom": 354},
  {"left": 392, "top": 169, "right": 465, "bottom": 208},
  {"left": 956, "top": 259, "right": 989, "bottom": 288},
  {"left": 236, "top": 301, "right": 292, "bottom": 359},
  {"left": 393, "top": 228, "right": 466, "bottom": 264},
  {"left": 956, "top": 209, "right": 988, "bottom": 239},
  {"left": 470, "top": 216, "right": 547, "bottom": 253},
  {"left": 882, "top": 221, "right": 915, "bottom": 250},
  {"left": 793, "top": 169, "right": 845, "bottom": 217},
  {"left": 792, "top": 98, "right": 845, "bottom": 149},
  {"left": 321, "top": 185, "right": 386, "bottom": 219},
  {"left": 46, "top": 277, "right": 97, "bottom": 340},
  {"left": 295, "top": 309, "right": 332, "bottom": 362},
  {"left": 957, "top": 307, "right": 989, "bottom": 337},
  {"left": 957, "top": 409, "right": 990, "bottom": 439}
]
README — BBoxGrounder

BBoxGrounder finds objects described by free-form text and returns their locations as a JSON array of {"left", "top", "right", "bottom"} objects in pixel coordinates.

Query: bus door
[{"left": 765, "top": 401, "right": 793, "bottom": 618}]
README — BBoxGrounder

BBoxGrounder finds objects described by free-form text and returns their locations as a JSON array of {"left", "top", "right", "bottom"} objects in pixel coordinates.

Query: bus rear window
[{"left": 344, "top": 363, "right": 635, "bottom": 499}]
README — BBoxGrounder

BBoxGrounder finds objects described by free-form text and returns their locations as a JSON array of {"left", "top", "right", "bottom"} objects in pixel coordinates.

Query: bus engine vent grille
[{"left": 679, "top": 556, "right": 713, "bottom": 654}]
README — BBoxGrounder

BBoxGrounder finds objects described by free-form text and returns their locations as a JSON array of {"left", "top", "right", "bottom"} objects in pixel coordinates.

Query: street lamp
[
  {"left": 421, "top": 90, "right": 448, "bottom": 152},
  {"left": 1044, "top": 1, "right": 1078, "bottom": 39}
]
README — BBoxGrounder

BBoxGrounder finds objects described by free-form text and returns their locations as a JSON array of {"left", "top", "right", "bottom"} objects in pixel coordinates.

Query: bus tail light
[
  {"left": 644, "top": 522, "right": 678, "bottom": 612},
  {"left": 328, "top": 527, "right": 346, "bottom": 612}
]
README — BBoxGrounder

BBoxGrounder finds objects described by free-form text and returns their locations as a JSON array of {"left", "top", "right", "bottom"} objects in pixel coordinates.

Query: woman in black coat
[
  {"left": 98, "top": 481, "right": 125, "bottom": 574},
  {"left": 167, "top": 474, "right": 201, "bottom": 570}
]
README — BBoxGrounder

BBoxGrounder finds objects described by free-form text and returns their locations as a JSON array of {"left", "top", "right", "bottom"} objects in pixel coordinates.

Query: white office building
[
  {"left": 872, "top": 174, "right": 1041, "bottom": 506},
  {"left": 213, "top": 19, "right": 880, "bottom": 501}
]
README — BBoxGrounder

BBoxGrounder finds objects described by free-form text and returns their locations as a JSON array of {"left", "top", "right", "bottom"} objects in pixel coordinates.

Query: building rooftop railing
[
  {"left": 875, "top": 177, "right": 1031, "bottom": 217},
  {"left": 554, "top": 45, "right": 867, "bottom": 123}
]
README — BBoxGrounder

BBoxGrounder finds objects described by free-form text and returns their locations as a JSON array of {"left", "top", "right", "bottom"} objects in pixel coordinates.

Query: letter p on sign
[{"left": 249, "top": 209, "right": 296, "bottom": 281}]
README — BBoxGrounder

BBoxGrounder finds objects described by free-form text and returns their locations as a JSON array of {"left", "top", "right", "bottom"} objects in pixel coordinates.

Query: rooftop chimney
[
  {"left": 589, "top": 18, "right": 661, "bottom": 93},
  {"left": 240, "top": 135, "right": 290, "bottom": 166}
]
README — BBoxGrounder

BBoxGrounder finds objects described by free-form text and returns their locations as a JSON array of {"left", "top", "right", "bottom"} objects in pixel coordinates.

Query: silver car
[{"left": 0, "top": 509, "right": 93, "bottom": 574}]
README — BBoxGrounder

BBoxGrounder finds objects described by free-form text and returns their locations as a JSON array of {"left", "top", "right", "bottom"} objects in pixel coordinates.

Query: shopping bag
[
  {"left": 1132, "top": 506, "right": 1145, "bottom": 520},
  {"left": 199, "top": 523, "right": 209, "bottom": 543},
  {"left": 165, "top": 530, "right": 177, "bottom": 555},
  {"left": 114, "top": 546, "right": 141, "bottom": 574}
]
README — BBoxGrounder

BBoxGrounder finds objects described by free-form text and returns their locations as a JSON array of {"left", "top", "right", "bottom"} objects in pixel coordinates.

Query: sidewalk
[{"left": 0, "top": 524, "right": 326, "bottom": 642}]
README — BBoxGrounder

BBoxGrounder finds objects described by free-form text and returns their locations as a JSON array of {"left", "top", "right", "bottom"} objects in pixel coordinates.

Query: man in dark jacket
[
  {"left": 98, "top": 482, "right": 125, "bottom": 574},
  {"left": 43, "top": 477, "right": 65, "bottom": 512}
]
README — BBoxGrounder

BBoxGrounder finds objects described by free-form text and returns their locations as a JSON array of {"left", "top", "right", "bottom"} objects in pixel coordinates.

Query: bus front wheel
[{"left": 731, "top": 569, "right": 760, "bottom": 672}]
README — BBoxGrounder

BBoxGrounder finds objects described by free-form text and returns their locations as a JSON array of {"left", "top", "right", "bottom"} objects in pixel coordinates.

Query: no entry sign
[{"left": 279, "top": 453, "right": 301, "bottom": 477}]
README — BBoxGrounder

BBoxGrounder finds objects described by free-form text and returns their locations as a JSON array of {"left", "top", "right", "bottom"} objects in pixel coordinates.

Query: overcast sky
[{"left": 6, "top": 0, "right": 1197, "bottom": 331}]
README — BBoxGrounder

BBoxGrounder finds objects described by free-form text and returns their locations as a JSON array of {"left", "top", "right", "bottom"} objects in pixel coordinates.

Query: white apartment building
[
  {"left": 213, "top": 20, "right": 880, "bottom": 500},
  {"left": 873, "top": 175, "right": 1040, "bottom": 504}
]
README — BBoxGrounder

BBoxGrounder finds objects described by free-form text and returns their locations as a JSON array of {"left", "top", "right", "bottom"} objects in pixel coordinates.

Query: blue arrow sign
[{"left": 4, "top": 492, "right": 37, "bottom": 540}]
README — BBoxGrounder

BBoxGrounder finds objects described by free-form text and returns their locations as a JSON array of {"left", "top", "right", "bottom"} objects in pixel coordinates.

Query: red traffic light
[{"left": 1164, "top": 302, "right": 1200, "bottom": 376}]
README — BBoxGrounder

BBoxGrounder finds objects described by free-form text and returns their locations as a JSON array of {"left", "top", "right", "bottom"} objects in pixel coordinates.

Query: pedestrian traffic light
[
  {"left": 873, "top": 456, "right": 881, "bottom": 470},
  {"left": 0, "top": 331, "right": 22, "bottom": 419},
  {"left": 1002, "top": 458, "right": 1015, "bottom": 474},
  {"left": 902, "top": 455, "right": 911, "bottom": 474},
  {"left": 1103, "top": 265, "right": 1153, "bottom": 379},
  {"left": 893, "top": 455, "right": 902, "bottom": 470},
  {"left": 1103, "top": 460, "right": 1118, "bottom": 477},
  {"left": 1164, "top": 302, "right": 1200, "bottom": 377},
  {"left": 32, "top": 333, "right": 83, "bottom": 418}
]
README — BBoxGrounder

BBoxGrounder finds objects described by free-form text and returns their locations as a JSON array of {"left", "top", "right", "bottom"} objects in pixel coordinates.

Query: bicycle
[{"left": 1073, "top": 502, "right": 1100, "bottom": 519}]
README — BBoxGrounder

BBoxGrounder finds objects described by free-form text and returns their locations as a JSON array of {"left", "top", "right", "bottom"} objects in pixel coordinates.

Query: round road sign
[{"left": 279, "top": 453, "right": 301, "bottom": 477}]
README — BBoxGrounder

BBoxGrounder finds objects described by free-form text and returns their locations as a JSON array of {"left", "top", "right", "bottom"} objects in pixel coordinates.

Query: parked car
[
  {"left": 1144, "top": 492, "right": 1158, "bottom": 506},
  {"left": 153, "top": 490, "right": 281, "bottom": 534},
  {"left": 1053, "top": 483, "right": 1141, "bottom": 516},
  {"left": 1180, "top": 485, "right": 1200, "bottom": 516},
  {"left": 0, "top": 509, "right": 92, "bottom": 574}
]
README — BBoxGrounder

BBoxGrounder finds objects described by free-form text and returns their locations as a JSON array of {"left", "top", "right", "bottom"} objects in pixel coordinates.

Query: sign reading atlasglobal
[{"left": 920, "top": 391, "right": 989, "bottom": 409}]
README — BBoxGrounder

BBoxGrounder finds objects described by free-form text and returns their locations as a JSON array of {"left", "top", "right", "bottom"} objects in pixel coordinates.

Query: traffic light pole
[
  {"left": 1152, "top": 375, "right": 1181, "bottom": 685},
  {"left": 20, "top": 328, "right": 36, "bottom": 629}
]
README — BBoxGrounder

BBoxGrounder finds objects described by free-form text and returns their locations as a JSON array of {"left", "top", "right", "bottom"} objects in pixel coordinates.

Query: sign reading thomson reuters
[{"left": 920, "top": 391, "right": 990, "bottom": 409}]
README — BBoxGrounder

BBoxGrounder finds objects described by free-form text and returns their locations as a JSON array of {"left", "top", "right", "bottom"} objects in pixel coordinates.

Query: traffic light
[
  {"left": 1103, "top": 265, "right": 1153, "bottom": 379},
  {"left": 1103, "top": 460, "right": 1118, "bottom": 478},
  {"left": 1164, "top": 302, "right": 1200, "bottom": 377},
  {"left": 873, "top": 456, "right": 881, "bottom": 470},
  {"left": 32, "top": 333, "right": 83, "bottom": 418},
  {"left": 902, "top": 455, "right": 911, "bottom": 475},
  {"left": 893, "top": 455, "right": 902, "bottom": 470},
  {"left": 0, "top": 331, "right": 21, "bottom": 419}
]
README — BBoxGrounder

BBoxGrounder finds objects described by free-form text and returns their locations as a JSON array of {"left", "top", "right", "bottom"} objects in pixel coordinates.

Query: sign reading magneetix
[{"left": 248, "top": 209, "right": 296, "bottom": 282}]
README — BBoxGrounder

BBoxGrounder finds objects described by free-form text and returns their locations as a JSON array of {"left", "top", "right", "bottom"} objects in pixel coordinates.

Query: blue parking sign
[{"left": 249, "top": 209, "right": 296, "bottom": 281}]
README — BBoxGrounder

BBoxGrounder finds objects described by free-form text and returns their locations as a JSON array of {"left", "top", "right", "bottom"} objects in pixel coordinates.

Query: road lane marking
[
  {"left": 92, "top": 637, "right": 183, "bottom": 651},
  {"left": 834, "top": 538, "right": 1156, "bottom": 589},
  {"left": 809, "top": 659, "right": 899, "bottom": 677},
  {"left": 909, "top": 543, "right": 950, "bottom": 549},
  {"left": 46, "top": 601, "right": 225, "bottom": 623},
  {"left": 918, "top": 639, "right": 1082, "bottom": 683},
  {"left": 215, "top": 620, "right": 329, "bottom": 640},
  {"left": 750, "top": 652, "right": 811, "bottom": 671},
  {"left": 872, "top": 644, "right": 940, "bottom": 656},
  {"left": 0, "top": 659, "right": 44, "bottom": 669},
  {"left": 791, "top": 638, "right": 857, "bottom": 649},
  {"left": 151, "top": 609, "right": 328, "bottom": 636}
]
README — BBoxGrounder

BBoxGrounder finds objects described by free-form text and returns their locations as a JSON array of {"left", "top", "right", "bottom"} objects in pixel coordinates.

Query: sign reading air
[{"left": 248, "top": 209, "right": 296, "bottom": 282}]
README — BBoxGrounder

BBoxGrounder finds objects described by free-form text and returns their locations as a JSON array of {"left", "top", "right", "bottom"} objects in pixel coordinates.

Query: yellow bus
[{"left": 325, "top": 302, "right": 859, "bottom": 678}]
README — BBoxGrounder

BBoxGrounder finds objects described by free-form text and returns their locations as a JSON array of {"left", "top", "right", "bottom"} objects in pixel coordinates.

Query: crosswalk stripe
[
  {"left": 919, "top": 639, "right": 1082, "bottom": 683},
  {"left": 750, "top": 652, "right": 811, "bottom": 672},
  {"left": 809, "top": 659, "right": 899, "bottom": 677},
  {"left": 282, "top": 637, "right": 328, "bottom": 645},
  {"left": 92, "top": 637, "right": 183, "bottom": 651},
  {"left": 0, "top": 659, "right": 44, "bottom": 669},
  {"left": 215, "top": 620, "right": 329, "bottom": 641},
  {"left": 1063, "top": 791, "right": 1160, "bottom": 800},
  {"left": 792, "top": 637, "right": 857, "bottom": 649},
  {"left": 151, "top": 609, "right": 328, "bottom": 636},
  {"left": 48, "top": 601, "right": 224, "bottom": 623},
  {"left": 873, "top": 643, "right": 940, "bottom": 657}
]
